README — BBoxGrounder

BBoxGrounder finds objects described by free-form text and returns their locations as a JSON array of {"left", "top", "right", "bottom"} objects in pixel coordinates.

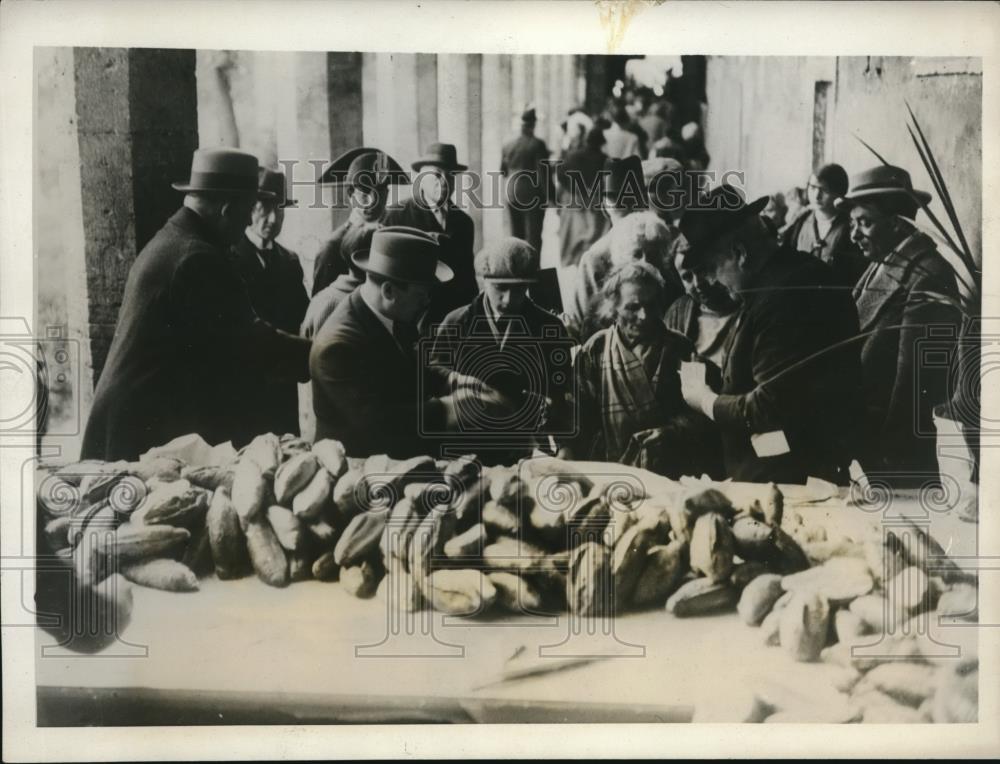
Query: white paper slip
[{"left": 750, "top": 430, "right": 791, "bottom": 458}]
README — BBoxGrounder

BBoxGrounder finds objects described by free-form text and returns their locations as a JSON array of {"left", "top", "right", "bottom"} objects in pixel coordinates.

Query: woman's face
[
  {"left": 615, "top": 280, "right": 660, "bottom": 345},
  {"left": 807, "top": 175, "right": 838, "bottom": 214}
]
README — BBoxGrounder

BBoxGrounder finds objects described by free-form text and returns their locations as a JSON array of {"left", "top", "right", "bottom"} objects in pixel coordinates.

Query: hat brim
[
  {"left": 835, "top": 188, "right": 933, "bottom": 208},
  {"left": 172, "top": 182, "right": 276, "bottom": 200},
  {"left": 351, "top": 249, "right": 454, "bottom": 285},
  {"left": 411, "top": 160, "right": 468, "bottom": 172},
  {"left": 482, "top": 276, "right": 538, "bottom": 284}
]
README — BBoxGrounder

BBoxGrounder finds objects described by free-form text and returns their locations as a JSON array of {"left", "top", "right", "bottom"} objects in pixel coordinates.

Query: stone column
[
  {"left": 481, "top": 54, "right": 512, "bottom": 247},
  {"left": 327, "top": 51, "right": 364, "bottom": 222},
  {"left": 437, "top": 54, "right": 484, "bottom": 251},
  {"left": 73, "top": 47, "right": 198, "bottom": 385},
  {"left": 415, "top": 54, "right": 439, "bottom": 159}
]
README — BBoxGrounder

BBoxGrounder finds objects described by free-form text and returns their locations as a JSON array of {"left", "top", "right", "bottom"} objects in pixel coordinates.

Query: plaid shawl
[{"left": 599, "top": 324, "right": 672, "bottom": 461}]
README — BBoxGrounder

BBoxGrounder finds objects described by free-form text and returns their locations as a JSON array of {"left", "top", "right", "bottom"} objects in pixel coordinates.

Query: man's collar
[{"left": 245, "top": 227, "right": 274, "bottom": 251}]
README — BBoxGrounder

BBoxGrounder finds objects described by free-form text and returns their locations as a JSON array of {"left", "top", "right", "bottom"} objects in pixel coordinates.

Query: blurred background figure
[
  {"left": 761, "top": 192, "right": 788, "bottom": 230},
  {"left": 637, "top": 91, "right": 668, "bottom": 148},
  {"left": 680, "top": 121, "right": 710, "bottom": 170},
  {"left": 603, "top": 99, "right": 642, "bottom": 159},
  {"left": 500, "top": 107, "right": 552, "bottom": 255},
  {"left": 556, "top": 125, "right": 610, "bottom": 268},
  {"left": 782, "top": 185, "right": 809, "bottom": 229}
]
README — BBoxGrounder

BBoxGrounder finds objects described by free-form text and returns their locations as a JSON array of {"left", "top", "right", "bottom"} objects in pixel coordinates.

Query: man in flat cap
[
  {"left": 500, "top": 107, "right": 554, "bottom": 255},
  {"left": 311, "top": 147, "right": 408, "bottom": 296},
  {"left": 840, "top": 165, "right": 961, "bottom": 485},
  {"left": 430, "top": 237, "right": 573, "bottom": 465},
  {"left": 311, "top": 226, "right": 513, "bottom": 459},
  {"left": 230, "top": 167, "right": 310, "bottom": 440},
  {"left": 383, "top": 143, "right": 479, "bottom": 324},
  {"left": 81, "top": 148, "right": 311, "bottom": 460},
  {"left": 676, "top": 184, "right": 863, "bottom": 485}
]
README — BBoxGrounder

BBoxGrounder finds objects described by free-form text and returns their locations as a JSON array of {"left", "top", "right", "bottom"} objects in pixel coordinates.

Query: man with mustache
[{"left": 841, "top": 165, "right": 962, "bottom": 485}]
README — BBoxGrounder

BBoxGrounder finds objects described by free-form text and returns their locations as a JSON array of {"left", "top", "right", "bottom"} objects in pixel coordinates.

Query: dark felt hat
[
  {"left": 677, "top": 183, "right": 769, "bottom": 253},
  {"left": 835, "top": 164, "right": 932, "bottom": 208},
  {"left": 257, "top": 167, "right": 297, "bottom": 208},
  {"left": 352, "top": 226, "right": 454, "bottom": 285},
  {"left": 319, "top": 147, "right": 409, "bottom": 187},
  {"left": 172, "top": 148, "right": 273, "bottom": 198},
  {"left": 412, "top": 143, "right": 468, "bottom": 172},
  {"left": 521, "top": 107, "right": 537, "bottom": 124}
]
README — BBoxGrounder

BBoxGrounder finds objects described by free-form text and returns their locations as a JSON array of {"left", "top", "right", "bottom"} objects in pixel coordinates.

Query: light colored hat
[{"left": 475, "top": 237, "right": 539, "bottom": 284}]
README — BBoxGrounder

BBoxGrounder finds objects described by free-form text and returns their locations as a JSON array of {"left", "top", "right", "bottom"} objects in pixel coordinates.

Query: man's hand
[
  {"left": 439, "top": 375, "right": 519, "bottom": 431},
  {"left": 680, "top": 361, "right": 717, "bottom": 420}
]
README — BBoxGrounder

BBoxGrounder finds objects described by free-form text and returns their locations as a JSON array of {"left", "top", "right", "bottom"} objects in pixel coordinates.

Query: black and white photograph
[{"left": 2, "top": 0, "right": 998, "bottom": 759}]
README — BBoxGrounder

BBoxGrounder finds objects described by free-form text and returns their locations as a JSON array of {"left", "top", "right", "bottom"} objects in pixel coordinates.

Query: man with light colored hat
[
  {"left": 384, "top": 142, "right": 478, "bottom": 323},
  {"left": 82, "top": 148, "right": 312, "bottom": 460},
  {"left": 430, "top": 237, "right": 573, "bottom": 465},
  {"left": 838, "top": 164, "right": 961, "bottom": 485},
  {"left": 311, "top": 226, "right": 512, "bottom": 458}
]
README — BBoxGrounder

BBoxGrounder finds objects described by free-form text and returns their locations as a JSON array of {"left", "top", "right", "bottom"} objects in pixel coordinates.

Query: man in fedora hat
[
  {"left": 500, "top": 107, "right": 554, "bottom": 255},
  {"left": 675, "top": 184, "right": 863, "bottom": 484},
  {"left": 229, "top": 166, "right": 310, "bottom": 441},
  {"left": 383, "top": 142, "right": 478, "bottom": 324},
  {"left": 311, "top": 226, "right": 513, "bottom": 458},
  {"left": 429, "top": 237, "right": 573, "bottom": 465},
  {"left": 311, "top": 147, "right": 408, "bottom": 296},
  {"left": 839, "top": 165, "right": 961, "bottom": 485},
  {"left": 81, "top": 148, "right": 311, "bottom": 460}
]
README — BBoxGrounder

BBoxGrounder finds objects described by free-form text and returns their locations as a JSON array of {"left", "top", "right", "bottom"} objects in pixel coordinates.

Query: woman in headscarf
[{"left": 565, "top": 261, "right": 719, "bottom": 476}]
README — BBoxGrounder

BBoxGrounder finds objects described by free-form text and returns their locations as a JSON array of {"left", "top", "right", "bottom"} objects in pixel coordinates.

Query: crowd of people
[{"left": 79, "top": 90, "right": 965, "bottom": 491}]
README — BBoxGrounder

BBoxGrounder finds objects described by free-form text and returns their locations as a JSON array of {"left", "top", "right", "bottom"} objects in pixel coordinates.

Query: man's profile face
[
  {"left": 698, "top": 235, "right": 744, "bottom": 299},
  {"left": 849, "top": 202, "right": 896, "bottom": 260},
  {"left": 249, "top": 199, "right": 284, "bottom": 243},
  {"left": 350, "top": 183, "right": 389, "bottom": 222},
  {"left": 382, "top": 279, "right": 433, "bottom": 323},
  {"left": 674, "top": 249, "right": 735, "bottom": 313},
  {"left": 484, "top": 282, "right": 529, "bottom": 317},
  {"left": 222, "top": 197, "right": 257, "bottom": 245}
]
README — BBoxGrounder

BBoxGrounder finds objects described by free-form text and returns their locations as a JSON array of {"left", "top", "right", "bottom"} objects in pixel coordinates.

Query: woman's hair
[
  {"left": 597, "top": 260, "right": 667, "bottom": 327},
  {"left": 608, "top": 211, "right": 672, "bottom": 268}
]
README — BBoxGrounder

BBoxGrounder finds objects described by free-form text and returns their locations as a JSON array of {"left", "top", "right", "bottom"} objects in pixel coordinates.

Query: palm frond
[{"left": 853, "top": 133, "right": 890, "bottom": 165}]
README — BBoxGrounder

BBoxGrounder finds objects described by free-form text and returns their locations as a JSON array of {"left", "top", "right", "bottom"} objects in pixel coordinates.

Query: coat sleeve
[
  {"left": 310, "top": 331, "right": 449, "bottom": 450},
  {"left": 712, "top": 288, "right": 852, "bottom": 438},
  {"left": 171, "top": 246, "right": 311, "bottom": 383},
  {"left": 881, "top": 264, "right": 961, "bottom": 453}
]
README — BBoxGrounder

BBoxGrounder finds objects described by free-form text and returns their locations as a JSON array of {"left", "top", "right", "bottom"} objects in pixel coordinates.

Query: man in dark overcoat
[
  {"left": 310, "top": 227, "right": 513, "bottom": 459},
  {"left": 500, "top": 108, "right": 553, "bottom": 254},
  {"left": 81, "top": 148, "right": 311, "bottom": 461},
  {"left": 383, "top": 143, "right": 479, "bottom": 325},
  {"left": 677, "top": 185, "right": 864, "bottom": 485},
  {"left": 840, "top": 165, "right": 962, "bottom": 486}
]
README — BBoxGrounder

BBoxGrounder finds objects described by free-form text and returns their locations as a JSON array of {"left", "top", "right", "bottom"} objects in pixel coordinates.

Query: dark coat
[
  {"left": 556, "top": 145, "right": 609, "bottom": 268},
  {"left": 311, "top": 215, "right": 381, "bottom": 296},
  {"left": 501, "top": 133, "right": 552, "bottom": 208},
  {"left": 81, "top": 207, "right": 311, "bottom": 461},
  {"left": 230, "top": 233, "right": 310, "bottom": 440},
  {"left": 382, "top": 197, "right": 478, "bottom": 324},
  {"left": 780, "top": 209, "right": 868, "bottom": 289},
  {"left": 852, "top": 230, "right": 961, "bottom": 484},
  {"left": 310, "top": 290, "right": 451, "bottom": 459},
  {"left": 712, "top": 249, "right": 863, "bottom": 484},
  {"left": 430, "top": 293, "right": 573, "bottom": 464}
]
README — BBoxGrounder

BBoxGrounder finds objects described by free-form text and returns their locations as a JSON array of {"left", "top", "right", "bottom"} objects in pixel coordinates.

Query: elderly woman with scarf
[{"left": 564, "top": 260, "right": 719, "bottom": 477}]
